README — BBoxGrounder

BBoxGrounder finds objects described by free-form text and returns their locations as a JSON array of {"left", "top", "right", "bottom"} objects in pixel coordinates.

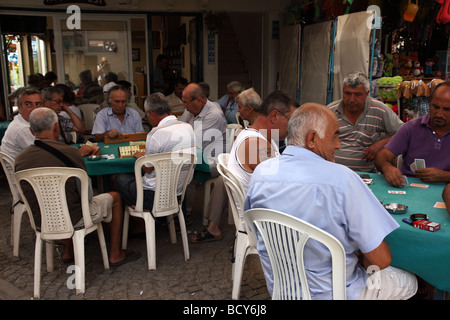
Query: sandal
[{"left": 190, "top": 229, "right": 223, "bottom": 243}]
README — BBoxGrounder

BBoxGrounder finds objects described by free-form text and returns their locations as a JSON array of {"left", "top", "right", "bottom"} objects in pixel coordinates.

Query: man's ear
[
  {"left": 305, "top": 130, "right": 316, "bottom": 150},
  {"left": 29, "top": 127, "right": 36, "bottom": 137}
]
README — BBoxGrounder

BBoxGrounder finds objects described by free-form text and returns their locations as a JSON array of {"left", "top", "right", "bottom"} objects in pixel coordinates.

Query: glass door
[{"left": 53, "top": 14, "right": 137, "bottom": 104}]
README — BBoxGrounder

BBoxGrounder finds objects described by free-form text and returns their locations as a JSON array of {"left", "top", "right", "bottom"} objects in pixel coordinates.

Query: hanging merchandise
[
  {"left": 436, "top": 0, "right": 450, "bottom": 23},
  {"left": 404, "top": 0, "right": 419, "bottom": 22}
]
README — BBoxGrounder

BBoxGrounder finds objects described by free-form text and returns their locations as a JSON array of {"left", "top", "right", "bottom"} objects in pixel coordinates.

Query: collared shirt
[
  {"left": 92, "top": 106, "right": 144, "bottom": 135},
  {"left": 142, "top": 115, "right": 195, "bottom": 194},
  {"left": 385, "top": 114, "right": 450, "bottom": 176},
  {"left": 328, "top": 97, "right": 403, "bottom": 172},
  {"left": 181, "top": 100, "right": 227, "bottom": 164},
  {"left": 0, "top": 114, "right": 35, "bottom": 160},
  {"left": 244, "top": 146, "right": 399, "bottom": 300},
  {"left": 217, "top": 93, "right": 238, "bottom": 124}
]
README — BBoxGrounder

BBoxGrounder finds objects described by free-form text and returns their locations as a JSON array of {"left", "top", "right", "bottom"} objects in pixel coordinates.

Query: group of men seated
[{"left": 1, "top": 70, "right": 449, "bottom": 299}]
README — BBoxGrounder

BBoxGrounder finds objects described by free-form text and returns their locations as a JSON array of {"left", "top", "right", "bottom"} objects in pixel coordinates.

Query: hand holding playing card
[{"left": 415, "top": 167, "right": 447, "bottom": 183}]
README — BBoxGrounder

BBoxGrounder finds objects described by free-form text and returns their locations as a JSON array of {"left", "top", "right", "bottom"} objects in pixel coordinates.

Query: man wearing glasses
[
  {"left": 42, "top": 86, "right": 87, "bottom": 144},
  {"left": 1, "top": 89, "right": 43, "bottom": 160},
  {"left": 180, "top": 83, "right": 227, "bottom": 233}
]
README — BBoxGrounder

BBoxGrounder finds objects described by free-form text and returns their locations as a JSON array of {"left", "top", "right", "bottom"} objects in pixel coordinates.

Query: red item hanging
[{"left": 436, "top": 0, "right": 450, "bottom": 24}]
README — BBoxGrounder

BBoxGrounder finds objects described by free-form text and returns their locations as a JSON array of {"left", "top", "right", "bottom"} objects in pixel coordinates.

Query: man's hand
[
  {"left": 383, "top": 165, "right": 405, "bottom": 188},
  {"left": 415, "top": 167, "right": 449, "bottom": 183},
  {"left": 106, "top": 129, "right": 123, "bottom": 139},
  {"left": 133, "top": 151, "right": 145, "bottom": 159},
  {"left": 362, "top": 139, "right": 389, "bottom": 162},
  {"left": 79, "top": 145, "right": 100, "bottom": 157}
]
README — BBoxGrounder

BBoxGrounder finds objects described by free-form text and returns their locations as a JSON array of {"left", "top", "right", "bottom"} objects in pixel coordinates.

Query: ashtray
[
  {"left": 384, "top": 203, "right": 408, "bottom": 214},
  {"left": 87, "top": 155, "right": 101, "bottom": 161}
]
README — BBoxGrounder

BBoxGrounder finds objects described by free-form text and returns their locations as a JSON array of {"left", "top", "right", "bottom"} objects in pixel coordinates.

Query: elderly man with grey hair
[
  {"left": 15, "top": 107, "right": 140, "bottom": 267},
  {"left": 114, "top": 92, "right": 195, "bottom": 236},
  {"left": 327, "top": 71, "right": 403, "bottom": 172},
  {"left": 245, "top": 103, "right": 418, "bottom": 300},
  {"left": 216, "top": 80, "right": 245, "bottom": 124},
  {"left": 235, "top": 88, "right": 262, "bottom": 126}
]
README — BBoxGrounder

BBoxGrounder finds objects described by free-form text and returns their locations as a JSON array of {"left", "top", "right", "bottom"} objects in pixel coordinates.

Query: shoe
[
  {"left": 110, "top": 250, "right": 141, "bottom": 267},
  {"left": 190, "top": 229, "right": 223, "bottom": 243}
]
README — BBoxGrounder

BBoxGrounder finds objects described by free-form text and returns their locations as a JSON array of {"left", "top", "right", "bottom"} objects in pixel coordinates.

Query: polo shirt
[
  {"left": 244, "top": 146, "right": 399, "bottom": 300},
  {"left": 92, "top": 106, "right": 144, "bottom": 135},
  {"left": 385, "top": 114, "right": 450, "bottom": 176},
  {"left": 328, "top": 97, "right": 403, "bottom": 172},
  {"left": 142, "top": 115, "right": 195, "bottom": 194}
]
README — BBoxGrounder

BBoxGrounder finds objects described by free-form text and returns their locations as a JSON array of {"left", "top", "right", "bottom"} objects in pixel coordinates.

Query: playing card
[
  {"left": 409, "top": 183, "right": 429, "bottom": 189},
  {"left": 434, "top": 202, "right": 447, "bottom": 209},
  {"left": 415, "top": 159, "right": 426, "bottom": 169},
  {"left": 402, "top": 175, "right": 408, "bottom": 186},
  {"left": 388, "top": 190, "right": 406, "bottom": 194}
]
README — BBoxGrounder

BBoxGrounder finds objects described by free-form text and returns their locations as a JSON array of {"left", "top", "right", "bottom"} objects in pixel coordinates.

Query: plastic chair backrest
[
  {"left": 133, "top": 152, "right": 195, "bottom": 216},
  {"left": 78, "top": 104, "right": 99, "bottom": 131},
  {"left": 0, "top": 151, "right": 21, "bottom": 203},
  {"left": 217, "top": 153, "right": 257, "bottom": 246},
  {"left": 14, "top": 167, "right": 93, "bottom": 240},
  {"left": 244, "top": 208, "right": 347, "bottom": 300}
]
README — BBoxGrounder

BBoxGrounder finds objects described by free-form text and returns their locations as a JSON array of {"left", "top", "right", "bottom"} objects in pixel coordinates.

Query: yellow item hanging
[{"left": 404, "top": 0, "right": 419, "bottom": 22}]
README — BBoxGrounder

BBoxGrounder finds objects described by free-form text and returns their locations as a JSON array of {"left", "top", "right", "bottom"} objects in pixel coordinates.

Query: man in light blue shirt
[
  {"left": 244, "top": 103, "right": 417, "bottom": 300},
  {"left": 92, "top": 85, "right": 144, "bottom": 142}
]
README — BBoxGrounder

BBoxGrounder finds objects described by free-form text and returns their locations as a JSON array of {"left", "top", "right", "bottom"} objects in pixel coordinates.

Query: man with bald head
[
  {"left": 245, "top": 103, "right": 417, "bottom": 300},
  {"left": 180, "top": 83, "right": 227, "bottom": 231}
]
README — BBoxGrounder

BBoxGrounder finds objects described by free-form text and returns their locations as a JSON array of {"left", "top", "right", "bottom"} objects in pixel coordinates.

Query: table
[
  {"left": 361, "top": 172, "right": 449, "bottom": 292},
  {"left": 81, "top": 141, "right": 211, "bottom": 182},
  {"left": 0, "top": 121, "right": 10, "bottom": 145}
]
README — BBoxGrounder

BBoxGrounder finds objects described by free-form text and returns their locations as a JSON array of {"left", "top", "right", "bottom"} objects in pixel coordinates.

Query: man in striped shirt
[{"left": 328, "top": 72, "right": 403, "bottom": 172}]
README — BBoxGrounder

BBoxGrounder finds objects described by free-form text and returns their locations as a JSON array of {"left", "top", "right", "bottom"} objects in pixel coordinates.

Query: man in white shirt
[
  {"left": 114, "top": 93, "right": 195, "bottom": 235},
  {"left": 1, "top": 89, "right": 42, "bottom": 160},
  {"left": 166, "top": 77, "right": 188, "bottom": 118}
]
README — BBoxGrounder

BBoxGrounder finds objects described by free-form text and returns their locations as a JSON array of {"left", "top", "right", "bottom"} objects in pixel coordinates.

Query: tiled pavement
[{"left": 0, "top": 176, "right": 270, "bottom": 301}]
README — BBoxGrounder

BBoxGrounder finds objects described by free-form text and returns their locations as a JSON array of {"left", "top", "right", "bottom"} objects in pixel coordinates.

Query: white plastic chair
[
  {"left": 0, "top": 152, "right": 29, "bottom": 257},
  {"left": 77, "top": 104, "right": 99, "bottom": 131},
  {"left": 14, "top": 167, "right": 110, "bottom": 298},
  {"left": 244, "top": 208, "right": 347, "bottom": 300},
  {"left": 217, "top": 153, "right": 258, "bottom": 300},
  {"left": 121, "top": 152, "right": 195, "bottom": 270}
]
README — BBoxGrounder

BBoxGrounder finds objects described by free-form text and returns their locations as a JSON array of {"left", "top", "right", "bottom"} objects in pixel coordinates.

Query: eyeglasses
[
  {"left": 183, "top": 98, "right": 196, "bottom": 106},
  {"left": 46, "top": 97, "right": 63, "bottom": 104},
  {"left": 276, "top": 109, "right": 290, "bottom": 120},
  {"left": 23, "top": 101, "right": 43, "bottom": 107}
]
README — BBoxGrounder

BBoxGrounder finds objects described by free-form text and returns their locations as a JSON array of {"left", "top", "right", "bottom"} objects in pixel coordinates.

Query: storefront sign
[{"left": 44, "top": 0, "right": 106, "bottom": 6}]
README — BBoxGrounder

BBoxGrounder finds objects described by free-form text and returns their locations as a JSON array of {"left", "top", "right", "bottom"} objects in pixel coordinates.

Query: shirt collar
[
  {"left": 157, "top": 115, "right": 178, "bottom": 127},
  {"left": 283, "top": 145, "right": 326, "bottom": 162},
  {"left": 420, "top": 114, "right": 431, "bottom": 126},
  {"left": 107, "top": 106, "right": 130, "bottom": 117}
]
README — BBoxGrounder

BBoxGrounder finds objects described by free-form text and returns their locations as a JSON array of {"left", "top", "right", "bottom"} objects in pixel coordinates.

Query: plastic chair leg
[
  {"left": 11, "top": 206, "right": 25, "bottom": 257},
  {"left": 73, "top": 231, "right": 86, "bottom": 294},
  {"left": 143, "top": 214, "right": 156, "bottom": 270},
  {"left": 177, "top": 208, "right": 190, "bottom": 262},
  {"left": 232, "top": 233, "right": 251, "bottom": 300},
  {"left": 33, "top": 236, "right": 42, "bottom": 299},
  {"left": 96, "top": 224, "right": 110, "bottom": 269}
]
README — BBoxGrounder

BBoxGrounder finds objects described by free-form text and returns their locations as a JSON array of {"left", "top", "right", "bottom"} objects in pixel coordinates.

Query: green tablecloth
[
  {"left": 0, "top": 121, "right": 10, "bottom": 145},
  {"left": 81, "top": 141, "right": 211, "bottom": 181},
  {"left": 362, "top": 172, "right": 449, "bottom": 292}
]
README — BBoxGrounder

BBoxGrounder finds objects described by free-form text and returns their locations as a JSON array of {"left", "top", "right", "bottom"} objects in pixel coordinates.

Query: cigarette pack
[{"left": 413, "top": 219, "right": 441, "bottom": 232}]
